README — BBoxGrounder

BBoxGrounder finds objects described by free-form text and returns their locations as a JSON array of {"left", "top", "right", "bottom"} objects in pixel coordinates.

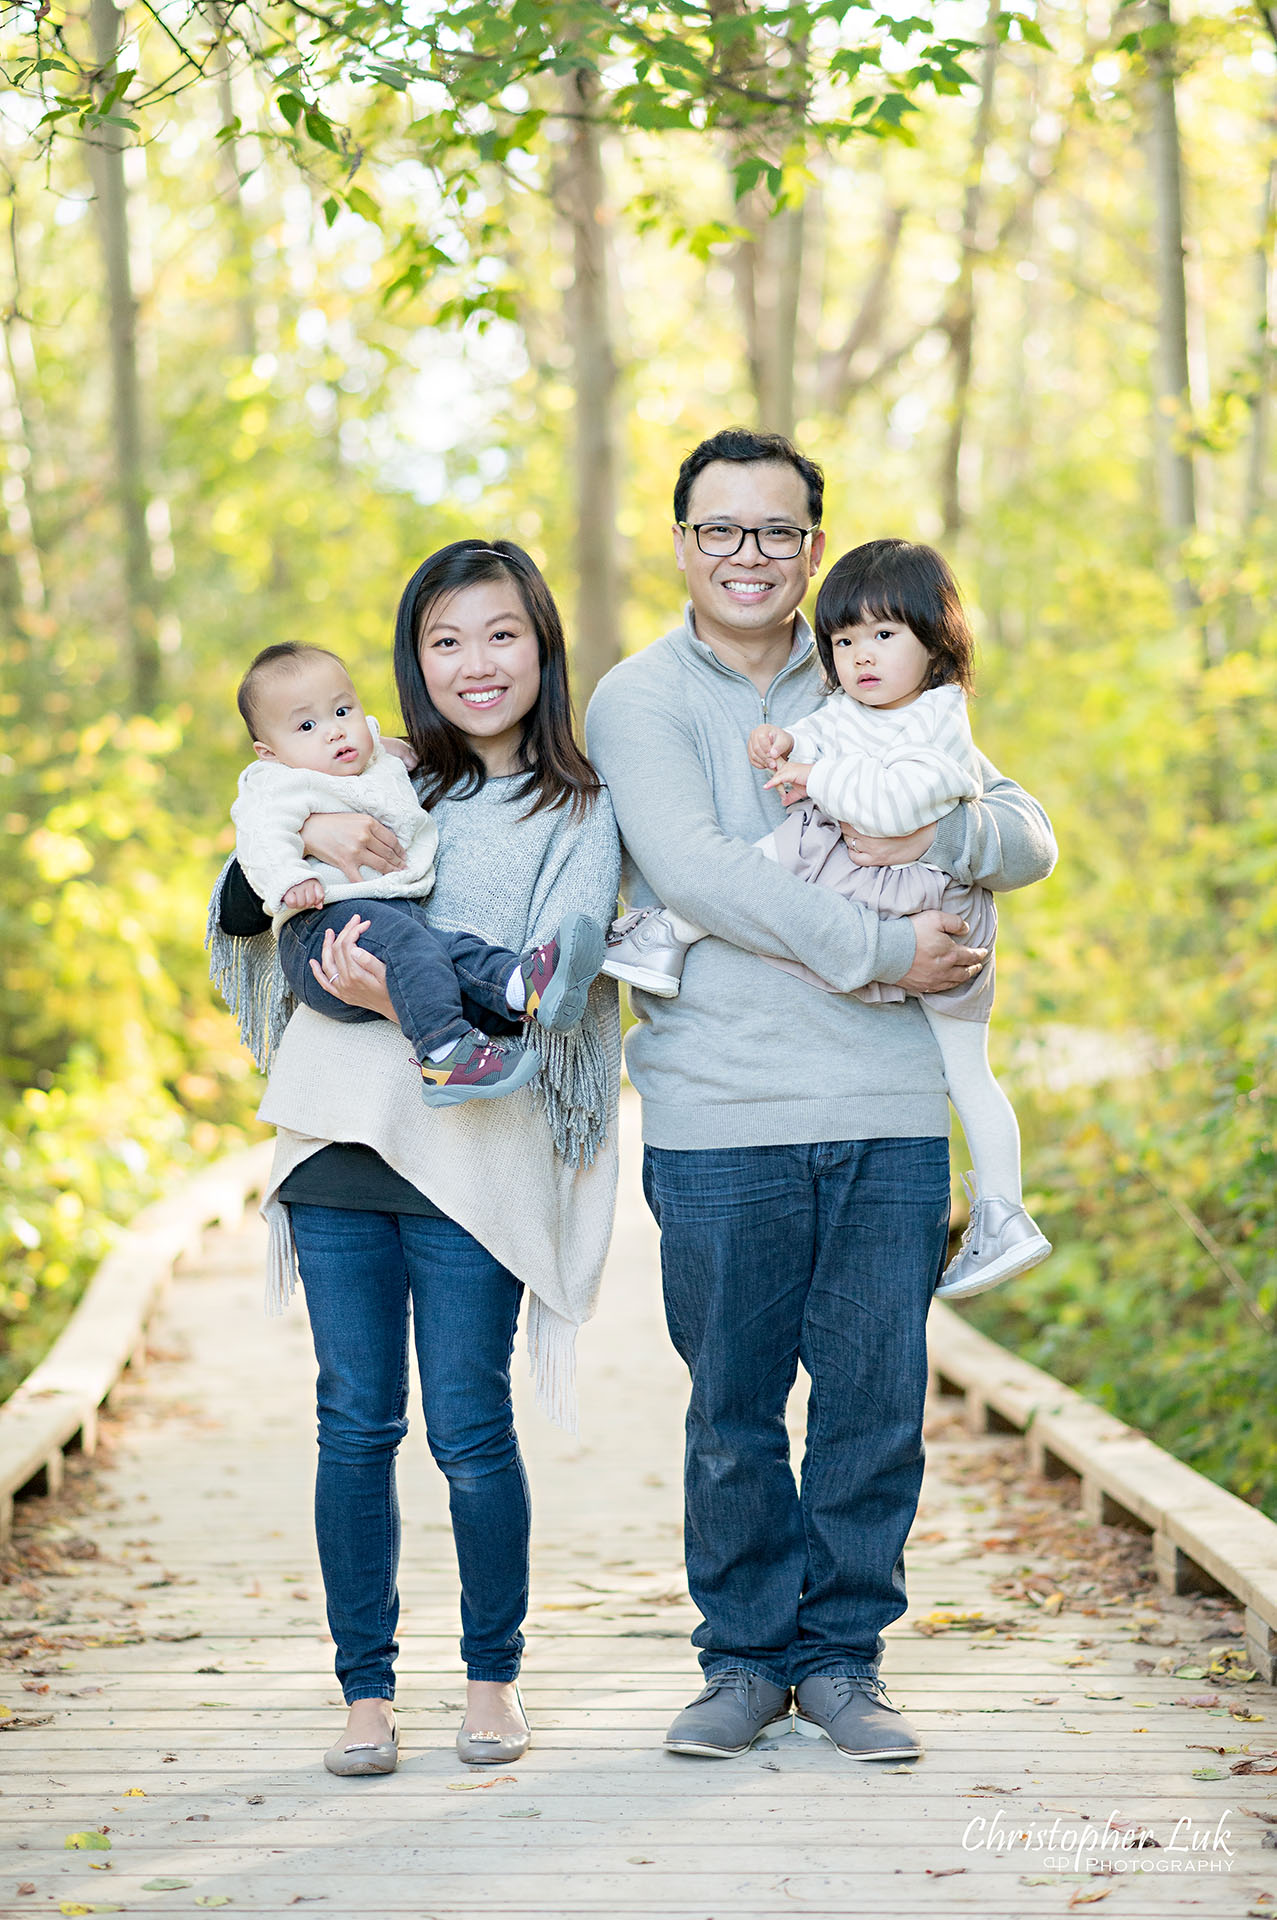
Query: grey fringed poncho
[{"left": 207, "top": 775, "right": 622, "bottom": 1432}]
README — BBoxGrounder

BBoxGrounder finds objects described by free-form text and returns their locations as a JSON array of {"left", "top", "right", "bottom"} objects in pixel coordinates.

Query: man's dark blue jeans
[
  {"left": 278, "top": 899, "right": 523, "bottom": 1060},
  {"left": 643, "top": 1135, "right": 950, "bottom": 1687}
]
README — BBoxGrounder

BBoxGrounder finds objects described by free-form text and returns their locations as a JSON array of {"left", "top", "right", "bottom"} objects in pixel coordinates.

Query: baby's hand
[
  {"left": 283, "top": 878, "right": 325, "bottom": 911},
  {"left": 764, "top": 759, "right": 813, "bottom": 804},
  {"left": 747, "top": 724, "right": 795, "bottom": 770}
]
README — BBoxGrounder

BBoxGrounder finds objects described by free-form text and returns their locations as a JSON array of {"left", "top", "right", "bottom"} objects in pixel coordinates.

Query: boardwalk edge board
[
  {"left": 0, "top": 1138, "right": 275, "bottom": 1540},
  {"left": 928, "top": 1299, "right": 1277, "bottom": 1681}
]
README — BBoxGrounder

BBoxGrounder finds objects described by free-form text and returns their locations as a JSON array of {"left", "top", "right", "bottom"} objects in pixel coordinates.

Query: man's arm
[
  {"left": 924, "top": 752, "right": 1056, "bottom": 893},
  {"left": 588, "top": 678, "right": 918, "bottom": 993}
]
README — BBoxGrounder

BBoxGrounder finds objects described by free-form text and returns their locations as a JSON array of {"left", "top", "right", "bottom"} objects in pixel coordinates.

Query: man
[{"left": 586, "top": 427, "right": 1055, "bottom": 1761}]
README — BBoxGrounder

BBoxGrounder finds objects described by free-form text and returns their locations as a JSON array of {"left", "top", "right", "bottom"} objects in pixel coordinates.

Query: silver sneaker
[
  {"left": 601, "top": 907, "right": 691, "bottom": 998},
  {"left": 935, "top": 1173, "right": 1051, "bottom": 1300}
]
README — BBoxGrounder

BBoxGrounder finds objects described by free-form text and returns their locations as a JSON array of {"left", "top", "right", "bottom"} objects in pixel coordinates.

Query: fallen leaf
[
  {"left": 21, "top": 1681, "right": 49, "bottom": 1694},
  {"left": 17, "top": 1886, "right": 35, "bottom": 1897},
  {"left": 1084, "top": 1691, "right": 1121, "bottom": 1700},
  {"left": 627, "top": 1857, "right": 654, "bottom": 1865},
  {"left": 142, "top": 1879, "right": 193, "bottom": 1891},
  {"left": 1231, "top": 1752, "right": 1277, "bottom": 1775},
  {"left": 64, "top": 1833, "right": 110, "bottom": 1852},
  {"left": 925, "top": 1867, "right": 966, "bottom": 1877},
  {"left": 194, "top": 1899, "right": 232, "bottom": 1908},
  {"left": 1173, "top": 1665, "right": 1207, "bottom": 1680},
  {"left": 445, "top": 1774, "right": 519, "bottom": 1791},
  {"left": 498, "top": 1809, "right": 541, "bottom": 1819},
  {"left": 152, "top": 1630, "right": 202, "bottom": 1642},
  {"left": 1, "top": 1714, "right": 55, "bottom": 1731},
  {"left": 1191, "top": 1766, "right": 1227, "bottom": 1779},
  {"left": 1231, "top": 1708, "right": 1266, "bottom": 1722},
  {"left": 1029, "top": 1696, "right": 1059, "bottom": 1705},
  {"left": 1068, "top": 1892, "right": 1112, "bottom": 1908},
  {"left": 246, "top": 1794, "right": 265, "bottom": 1805},
  {"left": 1243, "top": 1809, "right": 1277, "bottom": 1825},
  {"left": 122, "top": 1789, "right": 145, "bottom": 1798}
]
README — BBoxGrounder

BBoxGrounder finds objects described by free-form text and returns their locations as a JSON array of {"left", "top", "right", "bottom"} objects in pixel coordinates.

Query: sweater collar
[{"left": 676, "top": 601, "right": 816, "bottom": 697}]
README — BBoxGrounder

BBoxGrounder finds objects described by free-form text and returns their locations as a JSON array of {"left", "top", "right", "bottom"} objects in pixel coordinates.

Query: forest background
[{"left": 1, "top": 0, "right": 1274, "bottom": 1510}]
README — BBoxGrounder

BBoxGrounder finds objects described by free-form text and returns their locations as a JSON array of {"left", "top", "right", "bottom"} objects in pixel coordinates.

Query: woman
[{"left": 209, "top": 540, "right": 621, "bottom": 1775}]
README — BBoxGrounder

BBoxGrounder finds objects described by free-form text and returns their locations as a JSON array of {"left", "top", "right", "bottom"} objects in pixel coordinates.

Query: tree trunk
[
  {"left": 556, "top": 68, "right": 622, "bottom": 710},
  {"left": 816, "top": 202, "right": 906, "bottom": 416},
  {"left": 1242, "top": 154, "right": 1276, "bottom": 533},
  {"left": 730, "top": 192, "right": 804, "bottom": 438},
  {"left": 939, "top": 5, "right": 1000, "bottom": 540},
  {"left": 207, "top": 4, "right": 255, "bottom": 361},
  {"left": 1142, "top": 0, "right": 1197, "bottom": 619},
  {"left": 88, "top": 0, "right": 160, "bottom": 711}
]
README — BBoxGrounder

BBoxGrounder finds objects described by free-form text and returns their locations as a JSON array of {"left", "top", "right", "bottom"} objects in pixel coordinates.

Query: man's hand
[
  {"left": 380, "top": 736, "right": 420, "bottom": 771},
  {"left": 844, "top": 821, "right": 937, "bottom": 867},
  {"left": 747, "top": 723, "right": 795, "bottom": 770},
  {"left": 308, "top": 914, "right": 398, "bottom": 1022},
  {"left": 282, "top": 878, "right": 325, "bottom": 911},
  {"left": 764, "top": 759, "right": 813, "bottom": 804},
  {"left": 896, "top": 910, "right": 986, "bottom": 995},
  {"left": 299, "top": 812, "right": 407, "bottom": 883}
]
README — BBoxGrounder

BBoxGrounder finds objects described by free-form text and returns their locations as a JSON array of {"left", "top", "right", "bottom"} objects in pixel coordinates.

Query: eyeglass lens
[{"left": 694, "top": 523, "right": 807, "bottom": 559}]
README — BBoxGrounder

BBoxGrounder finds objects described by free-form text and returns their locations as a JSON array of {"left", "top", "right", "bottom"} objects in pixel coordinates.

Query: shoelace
[
  {"left": 953, "top": 1170, "right": 985, "bottom": 1256},
  {"left": 607, "top": 908, "right": 654, "bottom": 943},
  {"left": 818, "top": 1676, "right": 888, "bottom": 1707}
]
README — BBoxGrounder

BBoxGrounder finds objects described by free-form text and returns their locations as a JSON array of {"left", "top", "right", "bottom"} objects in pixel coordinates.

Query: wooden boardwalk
[{"left": 1, "top": 1097, "right": 1274, "bottom": 1919}]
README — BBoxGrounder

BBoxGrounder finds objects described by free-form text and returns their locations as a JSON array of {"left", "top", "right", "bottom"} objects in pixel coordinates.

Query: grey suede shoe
[
  {"left": 664, "top": 1670, "right": 793, "bottom": 1757},
  {"left": 793, "top": 1676, "right": 922, "bottom": 1760},
  {"left": 936, "top": 1174, "right": 1052, "bottom": 1300},
  {"left": 601, "top": 908, "right": 692, "bottom": 998}
]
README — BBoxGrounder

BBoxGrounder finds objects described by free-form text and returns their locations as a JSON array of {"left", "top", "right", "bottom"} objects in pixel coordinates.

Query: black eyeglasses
[{"left": 680, "top": 521, "right": 816, "bottom": 560}]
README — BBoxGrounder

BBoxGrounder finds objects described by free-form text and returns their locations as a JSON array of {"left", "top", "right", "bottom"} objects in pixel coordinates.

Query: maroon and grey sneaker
[
  {"left": 519, "top": 911, "right": 606, "bottom": 1033},
  {"left": 420, "top": 1030, "right": 541, "bottom": 1107}
]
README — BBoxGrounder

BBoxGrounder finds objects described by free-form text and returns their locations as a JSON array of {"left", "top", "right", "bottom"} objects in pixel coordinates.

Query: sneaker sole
[
  {"left": 533, "top": 913, "right": 606, "bottom": 1032},
  {"left": 792, "top": 1714, "right": 922, "bottom": 1760},
  {"left": 420, "top": 1052, "right": 542, "bottom": 1108},
  {"left": 600, "top": 958, "right": 680, "bottom": 997},
  {"left": 935, "top": 1233, "right": 1052, "bottom": 1301},
  {"left": 664, "top": 1715, "right": 794, "bottom": 1758}
]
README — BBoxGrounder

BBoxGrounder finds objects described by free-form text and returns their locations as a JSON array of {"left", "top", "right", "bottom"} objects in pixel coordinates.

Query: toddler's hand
[
  {"left": 283, "top": 878, "right": 325, "bottom": 911},
  {"left": 764, "top": 759, "right": 813, "bottom": 804},
  {"left": 747, "top": 724, "right": 794, "bottom": 770}
]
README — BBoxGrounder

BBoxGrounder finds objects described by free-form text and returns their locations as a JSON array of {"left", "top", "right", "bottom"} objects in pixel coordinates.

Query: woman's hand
[
  {"left": 380, "top": 735, "right": 420, "bottom": 772},
  {"left": 300, "top": 812, "right": 407, "bottom": 882},
  {"left": 747, "top": 723, "right": 795, "bottom": 770},
  {"left": 764, "top": 759, "right": 813, "bottom": 805},
  {"left": 308, "top": 914, "right": 399, "bottom": 1022},
  {"left": 842, "top": 821, "right": 937, "bottom": 867}
]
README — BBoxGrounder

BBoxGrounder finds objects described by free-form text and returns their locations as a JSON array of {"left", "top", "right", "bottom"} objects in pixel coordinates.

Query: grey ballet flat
[
  {"left": 324, "top": 1718, "right": 398, "bottom": 1777},
  {"left": 456, "top": 1686, "right": 531, "bottom": 1765}
]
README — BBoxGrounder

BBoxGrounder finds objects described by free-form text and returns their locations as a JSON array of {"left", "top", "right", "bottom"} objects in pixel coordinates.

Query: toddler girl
[
  {"left": 231, "top": 640, "right": 605, "bottom": 1105},
  {"left": 602, "top": 538, "right": 1049, "bottom": 1298}
]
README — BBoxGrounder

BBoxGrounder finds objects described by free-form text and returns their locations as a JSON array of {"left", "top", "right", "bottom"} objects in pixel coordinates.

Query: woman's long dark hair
[
  {"left": 813, "top": 538, "right": 975, "bottom": 696},
  {"left": 393, "top": 539, "right": 602, "bottom": 817}
]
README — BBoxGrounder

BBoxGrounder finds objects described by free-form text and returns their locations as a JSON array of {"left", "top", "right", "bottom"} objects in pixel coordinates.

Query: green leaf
[
  {"left": 142, "top": 1880, "right": 193, "bottom": 1891},
  {"left": 321, "top": 196, "right": 340, "bottom": 228},
  {"left": 64, "top": 1832, "right": 110, "bottom": 1851},
  {"left": 275, "top": 92, "right": 304, "bottom": 128},
  {"left": 344, "top": 187, "right": 380, "bottom": 222},
  {"left": 304, "top": 110, "right": 340, "bottom": 153}
]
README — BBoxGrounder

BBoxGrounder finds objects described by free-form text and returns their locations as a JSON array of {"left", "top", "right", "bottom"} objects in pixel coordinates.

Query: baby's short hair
[{"left": 237, "top": 642, "right": 349, "bottom": 740}]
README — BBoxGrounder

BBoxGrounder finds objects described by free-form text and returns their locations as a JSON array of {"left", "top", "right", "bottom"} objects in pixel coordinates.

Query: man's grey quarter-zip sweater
[{"left": 586, "top": 607, "right": 1057, "bottom": 1152}]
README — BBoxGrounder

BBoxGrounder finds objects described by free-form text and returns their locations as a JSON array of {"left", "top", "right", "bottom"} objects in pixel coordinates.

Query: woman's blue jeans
[
  {"left": 643, "top": 1134, "right": 950, "bottom": 1688},
  {"left": 288, "top": 1204, "right": 530, "bottom": 1699}
]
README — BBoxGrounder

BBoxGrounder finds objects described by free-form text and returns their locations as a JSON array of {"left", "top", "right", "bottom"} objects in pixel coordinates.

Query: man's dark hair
[
  {"left": 813, "top": 539, "right": 975, "bottom": 695},
  {"left": 236, "top": 642, "right": 348, "bottom": 740},
  {"left": 673, "top": 427, "right": 824, "bottom": 527}
]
